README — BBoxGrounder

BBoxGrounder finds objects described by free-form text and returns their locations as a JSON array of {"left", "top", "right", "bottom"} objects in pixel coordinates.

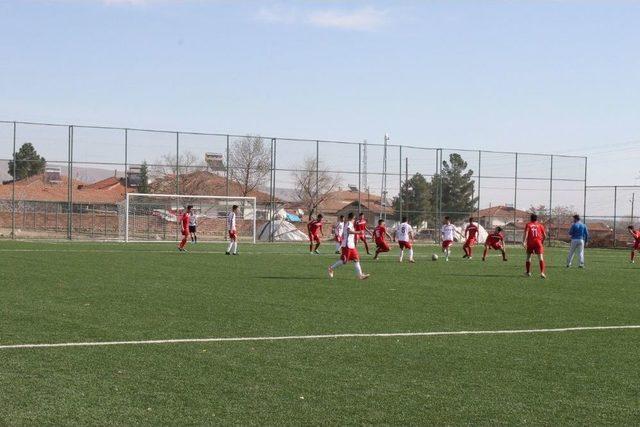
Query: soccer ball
[{"left": 431, "top": 253, "right": 439, "bottom": 261}]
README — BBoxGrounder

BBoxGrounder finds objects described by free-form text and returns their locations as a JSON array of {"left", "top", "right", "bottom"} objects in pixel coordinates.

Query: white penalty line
[{"left": 2, "top": 325, "right": 639, "bottom": 350}]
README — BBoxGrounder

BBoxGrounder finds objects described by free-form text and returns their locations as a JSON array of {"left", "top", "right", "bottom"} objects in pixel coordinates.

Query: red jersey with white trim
[
  {"left": 355, "top": 218, "right": 367, "bottom": 232},
  {"left": 466, "top": 223, "right": 479, "bottom": 240},
  {"left": 181, "top": 212, "right": 190, "bottom": 231},
  {"left": 632, "top": 230, "right": 640, "bottom": 243},
  {"left": 525, "top": 222, "right": 546, "bottom": 245},
  {"left": 308, "top": 220, "right": 322, "bottom": 236},
  {"left": 374, "top": 225, "right": 387, "bottom": 242},
  {"left": 486, "top": 231, "right": 504, "bottom": 245}
]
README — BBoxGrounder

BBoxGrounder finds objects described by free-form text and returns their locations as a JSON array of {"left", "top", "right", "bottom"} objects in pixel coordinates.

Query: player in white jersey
[
  {"left": 225, "top": 205, "right": 239, "bottom": 255},
  {"left": 440, "top": 216, "right": 457, "bottom": 261},
  {"left": 394, "top": 216, "right": 415, "bottom": 263},
  {"left": 189, "top": 209, "right": 198, "bottom": 243},
  {"left": 333, "top": 215, "right": 345, "bottom": 254},
  {"left": 328, "top": 212, "right": 370, "bottom": 280}
]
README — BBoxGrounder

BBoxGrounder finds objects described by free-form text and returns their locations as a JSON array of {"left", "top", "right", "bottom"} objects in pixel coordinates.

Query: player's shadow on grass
[
  {"left": 257, "top": 276, "right": 320, "bottom": 281},
  {"left": 446, "top": 273, "right": 515, "bottom": 279}
]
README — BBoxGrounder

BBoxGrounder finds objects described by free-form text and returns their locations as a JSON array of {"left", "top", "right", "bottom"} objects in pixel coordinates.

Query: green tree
[
  {"left": 8, "top": 143, "right": 46, "bottom": 180},
  {"left": 434, "top": 153, "right": 477, "bottom": 221},
  {"left": 138, "top": 161, "right": 150, "bottom": 193},
  {"left": 393, "top": 173, "right": 433, "bottom": 226}
]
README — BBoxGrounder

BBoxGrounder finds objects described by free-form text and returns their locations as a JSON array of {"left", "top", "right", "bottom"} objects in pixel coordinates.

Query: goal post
[{"left": 124, "top": 193, "right": 257, "bottom": 243}]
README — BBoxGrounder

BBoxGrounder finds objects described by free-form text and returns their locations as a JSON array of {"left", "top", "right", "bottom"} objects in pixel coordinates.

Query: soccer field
[{"left": 1, "top": 241, "right": 639, "bottom": 425}]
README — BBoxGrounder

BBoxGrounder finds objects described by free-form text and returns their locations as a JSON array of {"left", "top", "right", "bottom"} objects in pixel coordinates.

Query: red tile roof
[
  {"left": 478, "top": 205, "right": 530, "bottom": 219},
  {"left": 0, "top": 174, "right": 131, "bottom": 204},
  {"left": 150, "top": 170, "right": 276, "bottom": 204}
]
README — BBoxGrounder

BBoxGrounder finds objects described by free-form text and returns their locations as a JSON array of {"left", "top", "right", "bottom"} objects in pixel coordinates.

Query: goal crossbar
[{"left": 125, "top": 193, "right": 257, "bottom": 244}]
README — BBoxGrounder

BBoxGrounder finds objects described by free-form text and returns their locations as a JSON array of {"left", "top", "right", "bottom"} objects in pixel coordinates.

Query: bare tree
[
  {"left": 229, "top": 136, "right": 271, "bottom": 196},
  {"left": 293, "top": 157, "right": 341, "bottom": 217},
  {"left": 152, "top": 150, "right": 203, "bottom": 179}
]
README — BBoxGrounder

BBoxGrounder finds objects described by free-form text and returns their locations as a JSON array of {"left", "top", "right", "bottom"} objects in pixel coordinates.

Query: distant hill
[{"left": 0, "top": 161, "right": 122, "bottom": 184}]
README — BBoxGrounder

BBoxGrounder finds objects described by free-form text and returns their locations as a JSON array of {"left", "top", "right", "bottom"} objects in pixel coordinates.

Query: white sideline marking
[{"left": 1, "top": 325, "right": 639, "bottom": 350}]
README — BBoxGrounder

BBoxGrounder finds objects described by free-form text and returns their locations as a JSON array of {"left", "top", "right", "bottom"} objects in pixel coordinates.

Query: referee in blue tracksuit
[{"left": 567, "top": 215, "right": 589, "bottom": 268}]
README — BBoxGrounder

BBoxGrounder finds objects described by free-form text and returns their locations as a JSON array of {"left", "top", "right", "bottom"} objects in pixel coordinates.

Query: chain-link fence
[
  {"left": 0, "top": 120, "right": 587, "bottom": 243},
  {"left": 585, "top": 185, "right": 640, "bottom": 248}
]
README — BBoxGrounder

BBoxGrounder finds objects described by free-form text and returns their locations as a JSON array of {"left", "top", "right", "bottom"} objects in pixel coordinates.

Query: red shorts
[
  {"left": 356, "top": 234, "right": 367, "bottom": 242},
  {"left": 398, "top": 241, "right": 412, "bottom": 250},
  {"left": 181, "top": 229, "right": 189, "bottom": 237},
  {"left": 487, "top": 241, "right": 503, "bottom": 250},
  {"left": 229, "top": 230, "right": 237, "bottom": 240},
  {"left": 309, "top": 234, "right": 320, "bottom": 243},
  {"left": 442, "top": 240, "right": 453, "bottom": 249},
  {"left": 634, "top": 241, "right": 640, "bottom": 250},
  {"left": 464, "top": 238, "right": 477, "bottom": 247},
  {"left": 334, "top": 235, "right": 342, "bottom": 243},
  {"left": 527, "top": 241, "right": 544, "bottom": 255},
  {"left": 375, "top": 240, "right": 390, "bottom": 252},
  {"left": 340, "top": 247, "right": 360, "bottom": 263}
]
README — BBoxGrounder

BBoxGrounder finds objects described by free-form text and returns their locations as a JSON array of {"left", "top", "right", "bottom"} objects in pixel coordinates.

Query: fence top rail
[
  {"left": 1, "top": 119, "right": 585, "bottom": 160},
  {"left": 586, "top": 185, "right": 640, "bottom": 189},
  {"left": 127, "top": 193, "right": 257, "bottom": 201}
]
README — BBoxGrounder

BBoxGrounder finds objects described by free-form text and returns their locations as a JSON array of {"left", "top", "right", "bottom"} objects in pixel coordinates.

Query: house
[
  {"left": 335, "top": 200, "right": 394, "bottom": 226},
  {"left": 0, "top": 173, "right": 133, "bottom": 205},
  {"left": 316, "top": 187, "right": 393, "bottom": 218},
  {"left": 477, "top": 205, "right": 530, "bottom": 229},
  {"left": 149, "top": 170, "right": 283, "bottom": 219}
]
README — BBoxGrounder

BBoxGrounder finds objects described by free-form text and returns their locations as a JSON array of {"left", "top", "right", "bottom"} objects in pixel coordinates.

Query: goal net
[{"left": 124, "top": 193, "right": 257, "bottom": 243}]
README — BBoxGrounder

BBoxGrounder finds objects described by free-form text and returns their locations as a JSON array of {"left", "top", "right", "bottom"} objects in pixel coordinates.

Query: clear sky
[{"left": 1, "top": 0, "right": 639, "bottom": 187}]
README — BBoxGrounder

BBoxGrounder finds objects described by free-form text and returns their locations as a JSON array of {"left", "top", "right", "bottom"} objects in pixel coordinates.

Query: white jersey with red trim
[
  {"left": 396, "top": 222, "right": 413, "bottom": 242},
  {"left": 227, "top": 211, "right": 236, "bottom": 232},
  {"left": 341, "top": 221, "right": 356, "bottom": 249},
  {"left": 333, "top": 221, "right": 344, "bottom": 238},
  {"left": 441, "top": 224, "right": 456, "bottom": 241}
]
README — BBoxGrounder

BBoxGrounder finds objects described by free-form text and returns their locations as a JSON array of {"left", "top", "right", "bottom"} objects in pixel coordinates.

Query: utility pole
[
  {"left": 380, "top": 134, "right": 389, "bottom": 221},
  {"left": 362, "top": 139, "right": 368, "bottom": 192}
]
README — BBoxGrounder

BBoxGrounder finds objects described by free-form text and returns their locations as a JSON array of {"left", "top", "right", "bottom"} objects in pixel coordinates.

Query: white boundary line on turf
[{"left": 1, "top": 325, "right": 639, "bottom": 350}]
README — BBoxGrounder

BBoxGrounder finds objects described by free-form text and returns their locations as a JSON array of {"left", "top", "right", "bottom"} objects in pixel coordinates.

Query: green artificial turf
[{"left": 1, "top": 241, "right": 639, "bottom": 425}]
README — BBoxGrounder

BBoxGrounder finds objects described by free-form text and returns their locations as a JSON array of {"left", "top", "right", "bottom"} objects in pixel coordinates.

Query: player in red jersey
[
  {"left": 177, "top": 205, "right": 193, "bottom": 252},
  {"left": 354, "top": 212, "right": 371, "bottom": 255},
  {"left": 463, "top": 217, "right": 479, "bottom": 259},
  {"left": 523, "top": 214, "right": 547, "bottom": 278},
  {"left": 627, "top": 225, "right": 640, "bottom": 263},
  {"left": 482, "top": 226, "right": 507, "bottom": 261},
  {"left": 373, "top": 219, "right": 393, "bottom": 260},
  {"left": 307, "top": 214, "right": 324, "bottom": 254}
]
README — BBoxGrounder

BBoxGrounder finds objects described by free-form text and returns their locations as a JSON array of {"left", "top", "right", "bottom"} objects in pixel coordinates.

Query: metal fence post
[
  {"left": 124, "top": 128, "right": 128, "bottom": 241},
  {"left": 549, "top": 155, "right": 554, "bottom": 244},
  {"left": 175, "top": 132, "right": 180, "bottom": 195},
  {"left": 358, "top": 143, "right": 362, "bottom": 214},
  {"left": 583, "top": 157, "right": 588, "bottom": 221},
  {"left": 225, "top": 135, "right": 230, "bottom": 198},
  {"left": 67, "top": 125, "right": 74, "bottom": 240},
  {"left": 514, "top": 153, "right": 518, "bottom": 244},
  {"left": 477, "top": 150, "right": 481, "bottom": 219},
  {"left": 613, "top": 185, "right": 618, "bottom": 247},
  {"left": 11, "top": 122, "right": 16, "bottom": 239},
  {"left": 315, "top": 140, "right": 319, "bottom": 215},
  {"left": 398, "top": 145, "right": 403, "bottom": 222}
]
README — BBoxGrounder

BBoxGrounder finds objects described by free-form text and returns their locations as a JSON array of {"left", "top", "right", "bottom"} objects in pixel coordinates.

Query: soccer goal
[{"left": 124, "top": 193, "right": 257, "bottom": 243}]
